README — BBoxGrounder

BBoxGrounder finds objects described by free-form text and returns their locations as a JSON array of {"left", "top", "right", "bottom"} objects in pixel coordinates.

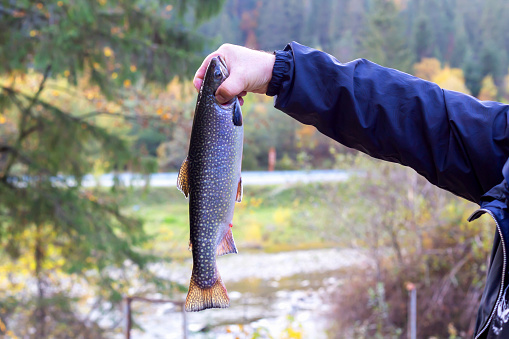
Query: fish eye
[{"left": 214, "top": 69, "right": 222, "bottom": 79}]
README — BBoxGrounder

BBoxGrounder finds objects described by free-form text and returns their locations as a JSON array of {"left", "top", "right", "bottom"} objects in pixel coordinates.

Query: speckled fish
[{"left": 177, "top": 56, "right": 243, "bottom": 312}]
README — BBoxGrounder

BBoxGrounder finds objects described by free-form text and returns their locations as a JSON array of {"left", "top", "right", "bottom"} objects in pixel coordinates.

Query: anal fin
[
  {"left": 216, "top": 226, "right": 238, "bottom": 256},
  {"left": 177, "top": 157, "right": 190, "bottom": 198},
  {"left": 185, "top": 270, "right": 230, "bottom": 312}
]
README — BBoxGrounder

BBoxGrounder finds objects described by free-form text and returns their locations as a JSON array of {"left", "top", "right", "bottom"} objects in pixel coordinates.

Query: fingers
[
  {"left": 215, "top": 75, "right": 246, "bottom": 104},
  {"left": 193, "top": 51, "right": 223, "bottom": 91}
]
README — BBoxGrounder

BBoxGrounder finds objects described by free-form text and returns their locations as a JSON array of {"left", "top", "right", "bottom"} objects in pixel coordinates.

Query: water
[
  {"left": 123, "top": 248, "right": 371, "bottom": 338},
  {"left": 81, "top": 170, "right": 355, "bottom": 188}
]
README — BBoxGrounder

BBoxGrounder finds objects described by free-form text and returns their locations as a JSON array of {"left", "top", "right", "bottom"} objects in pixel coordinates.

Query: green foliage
[
  {"left": 360, "top": 0, "right": 412, "bottom": 73},
  {"left": 0, "top": 0, "right": 223, "bottom": 336},
  {"left": 323, "top": 154, "right": 489, "bottom": 338},
  {"left": 200, "top": 0, "right": 509, "bottom": 100}
]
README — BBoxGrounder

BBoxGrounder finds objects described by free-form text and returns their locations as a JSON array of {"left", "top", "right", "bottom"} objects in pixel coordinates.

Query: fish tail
[{"left": 185, "top": 269, "right": 230, "bottom": 312}]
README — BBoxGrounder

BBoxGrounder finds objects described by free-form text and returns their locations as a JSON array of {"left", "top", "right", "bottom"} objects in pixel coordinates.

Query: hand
[{"left": 193, "top": 44, "right": 276, "bottom": 105}]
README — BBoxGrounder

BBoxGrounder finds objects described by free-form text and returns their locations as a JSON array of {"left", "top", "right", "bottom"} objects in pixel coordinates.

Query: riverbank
[{"left": 122, "top": 248, "right": 372, "bottom": 338}]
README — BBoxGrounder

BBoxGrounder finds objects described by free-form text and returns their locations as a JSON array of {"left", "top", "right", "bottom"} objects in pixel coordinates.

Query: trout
[{"left": 177, "top": 56, "right": 243, "bottom": 312}]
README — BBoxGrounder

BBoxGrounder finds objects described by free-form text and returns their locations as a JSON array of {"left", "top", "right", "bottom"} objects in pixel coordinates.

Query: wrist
[
  {"left": 266, "top": 50, "right": 290, "bottom": 96},
  {"left": 260, "top": 52, "right": 276, "bottom": 94}
]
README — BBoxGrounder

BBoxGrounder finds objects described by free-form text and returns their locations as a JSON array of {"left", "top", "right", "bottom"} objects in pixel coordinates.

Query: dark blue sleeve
[{"left": 269, "top": 41, "right": 509, "bottom": 203}]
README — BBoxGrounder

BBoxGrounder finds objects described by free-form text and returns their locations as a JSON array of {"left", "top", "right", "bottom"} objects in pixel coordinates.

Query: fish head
[{"left": 202, "top": 56, "right": 230, "bottom": 95}]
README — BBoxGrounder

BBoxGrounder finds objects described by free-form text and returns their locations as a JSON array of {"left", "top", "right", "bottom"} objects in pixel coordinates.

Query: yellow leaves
[
  {"left": 130, "top": 65, "right": 137, "bottom": 72},
  {"left": 273, "top": 207, "right": 292, "bottom": 225},
  {"left": 123, "top": 79, "right": 131, "bottom": 88},
  {"left": 296, "top": 125, "right": 316, "bottom": 138},
  {"left": 249, "top": 197, "right": 263, "bottom": 208},
  {"left": 29, "top": 30, "right": 39, "bottom": 37},
  {"left": 0, "top": 318, "right": 5, "bottom": 332},
  {"left": 36, "top": 3, "right": 43, "bottom": 10},
  {"left": 97, "top": 0, "right": 107, "bottom": 5},
  {"left": 64, "top": 70, "right": 70, "bottom": 77},
  {"left": 413, "top": 58, "right": 441, "bottom": 81},
  {"left": 244, "top": 220, "right": 263, "bottom": 243},
  {"left": 103, "top": 46, "right": 114, "bottom": 58},
  {"left": 0, "top": 115, "right": 6, "bottom": 124},
  {"left": 111, "top": 72, "right": 118, "bottom": 79},
  {"left": 57, "top": 1, "right": 64, "bottom": 6},
  {"left": 93, "top": 62, "right": 100, "bottom": 70},
  {"left": 414, "top": 58, "right": 470, "bottom": 94},
  {"left": 4, "top": 330, "right": 18, "bottom": 339},
  {"left": 283, "top": 327, "right": 303, "bottom": 339},
  {"left": 156, "top": 108, "right": 163, "bottom": 115},
  {"left": 51, "top": 90, "right": 59, "bottom": 97},
  {"left": 161, "top": 113, "right": 171, "bottom": 120},
  {"left": 478, "top": 75, "right": 498, "bottom": 101}
]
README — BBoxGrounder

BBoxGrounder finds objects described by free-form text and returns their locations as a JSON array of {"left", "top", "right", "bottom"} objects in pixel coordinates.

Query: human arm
[{"left": 270, "top": 42, "right": 509, "bottom": 203}]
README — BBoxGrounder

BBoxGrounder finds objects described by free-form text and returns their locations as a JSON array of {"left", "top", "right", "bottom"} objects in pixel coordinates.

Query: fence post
[
  {"left": 125, "top": 297, "right": 132, "bottom": 339},
  {"left": 406, "top": 282, "right": 417, "bottom": 339},
  {"left": 181, "top": 303, "right": 188, "bottom": 339}
]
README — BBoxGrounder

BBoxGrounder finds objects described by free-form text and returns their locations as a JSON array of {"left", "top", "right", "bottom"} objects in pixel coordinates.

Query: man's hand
[{"left": 193, "top": 44, "right": 276, "bottom": 105}]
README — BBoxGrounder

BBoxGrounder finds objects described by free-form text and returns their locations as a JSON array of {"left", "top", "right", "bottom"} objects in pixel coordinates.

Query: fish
[{"left": 177, "top": 55, "right": 243, "bottom": 312}]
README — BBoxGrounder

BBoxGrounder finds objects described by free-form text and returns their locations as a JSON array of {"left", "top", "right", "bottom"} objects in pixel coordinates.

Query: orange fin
[
  {"left": 177, "top": 157, "right": 190, "bottom": 198},
  {"left": 185, "top": 271, "right": 230, "bottom": 312},
  {"left": 235, "top": 177, "right": 242, "bottom": 203},
  {"left": 217, "top": 227, "right": 238, "bottom": 256}
]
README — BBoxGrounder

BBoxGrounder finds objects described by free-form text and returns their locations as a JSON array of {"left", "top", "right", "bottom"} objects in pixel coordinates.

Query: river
[
  {"left": 81, "top": 170, "right": 354, "bottom": 188},
  {"left": 121, "top": 248, "right": 371, "bottom": 338}
]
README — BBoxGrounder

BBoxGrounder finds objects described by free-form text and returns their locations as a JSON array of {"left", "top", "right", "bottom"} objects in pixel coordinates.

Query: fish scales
[{"left": 177, "top": 56, "right": 243, "bottom": 312}]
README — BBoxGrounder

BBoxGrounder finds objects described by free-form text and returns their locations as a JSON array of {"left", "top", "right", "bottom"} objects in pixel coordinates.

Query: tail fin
[{"left": 185, "top": 270, "right": 230, "bottom": 312}]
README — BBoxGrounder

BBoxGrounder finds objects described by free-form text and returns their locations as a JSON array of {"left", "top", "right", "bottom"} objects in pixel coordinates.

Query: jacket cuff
[{"left": 266, "top": 48, "right": 293, "bottom": 97}]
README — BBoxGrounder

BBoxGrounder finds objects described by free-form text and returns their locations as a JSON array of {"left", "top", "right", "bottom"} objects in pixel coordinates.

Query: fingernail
[{"left": 216, "top": 95, "right": 226, "bottom": 103}]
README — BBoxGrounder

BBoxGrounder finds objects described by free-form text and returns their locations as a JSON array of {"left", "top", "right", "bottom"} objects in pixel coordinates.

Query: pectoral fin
[
  {"left": 177, "top": 157, "right": 190, "bottom": 198},
  {"left": 236, "top": 177, "right": 242, "bottom": 203},
  {"left": 232, "top": 99, "right": 243, "bottom": 126},
  {"left": 216, "top": 226, "right": 238, "bottom": 256}
]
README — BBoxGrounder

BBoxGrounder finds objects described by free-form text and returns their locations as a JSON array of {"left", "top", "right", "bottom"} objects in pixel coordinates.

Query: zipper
[{"left": 474, "top": 208, "right": 507, "bottom": 339}]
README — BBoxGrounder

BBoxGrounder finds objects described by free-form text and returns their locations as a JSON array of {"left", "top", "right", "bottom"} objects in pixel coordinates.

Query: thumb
[{"left": 216, "top": 76, "right": 245, "bottom": 104}]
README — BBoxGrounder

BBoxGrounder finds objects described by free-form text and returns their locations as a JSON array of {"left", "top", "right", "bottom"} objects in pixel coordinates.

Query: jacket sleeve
[{"left": 269, "top": 41, "right": 509, "bottom": 203}]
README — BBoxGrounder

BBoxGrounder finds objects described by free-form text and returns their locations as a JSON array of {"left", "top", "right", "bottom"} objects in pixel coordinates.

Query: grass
[{"left": 122, "top": 182, "right": 349, "bottom": 257}]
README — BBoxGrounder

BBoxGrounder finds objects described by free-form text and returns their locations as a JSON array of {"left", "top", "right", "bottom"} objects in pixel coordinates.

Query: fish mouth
[{"left": 217, "top": 55, "right": 229, "bottom": 79}]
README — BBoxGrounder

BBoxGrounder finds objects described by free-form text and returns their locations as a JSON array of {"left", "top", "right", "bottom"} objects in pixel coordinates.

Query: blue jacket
[{"left": 268, "top": 41, "right": 509, "bottom": 338}]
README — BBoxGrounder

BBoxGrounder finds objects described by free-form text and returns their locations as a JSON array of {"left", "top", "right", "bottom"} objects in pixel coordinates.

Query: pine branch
[
  {"left": 26, "top": 65, "right": 52, "bottom": 115},
  {"left": 78, "top": 110, "right": 164, "bottom": 121},
  {"left": 1, "top": 67, "right": 51, "bottom": 179}
]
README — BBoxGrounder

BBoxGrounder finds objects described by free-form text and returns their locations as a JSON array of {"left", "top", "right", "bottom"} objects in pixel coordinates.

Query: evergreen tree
[
  {"left": 0, "top": 0, "right": 222, "bottom": 336},
  {"left": 463, "top": 49, "right": 483, "bottom": 98},
  {"left": 412, "top": 14, "right": 434, "bottom": 62},
  {"left": 255, "top": 0, "right": 305, "bottom": 51},
  {"left": 360, "top": 0, "right": 412, "bottom": 72}
]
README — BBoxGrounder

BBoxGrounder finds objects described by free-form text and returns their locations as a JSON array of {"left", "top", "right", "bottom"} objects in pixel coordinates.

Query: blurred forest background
[{"left": 0, "top": 0, "right": 507, "bottom": 338}]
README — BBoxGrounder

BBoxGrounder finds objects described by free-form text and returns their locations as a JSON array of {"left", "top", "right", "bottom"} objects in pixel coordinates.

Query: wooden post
[
  {"left": 268, "top": 147, "right": 276, "bottom": 172},
  {"left": 182, "top": 304, "right": 188, "bottom": 339},
  {"left": 406, "top": 282, "right": 417, "bottom": 339},
  {"left": 125, "top": 297, "right": 132, "bottom": 339},
  {"left": 123, "top": 296, "right": 188, "bottom": 339}
]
